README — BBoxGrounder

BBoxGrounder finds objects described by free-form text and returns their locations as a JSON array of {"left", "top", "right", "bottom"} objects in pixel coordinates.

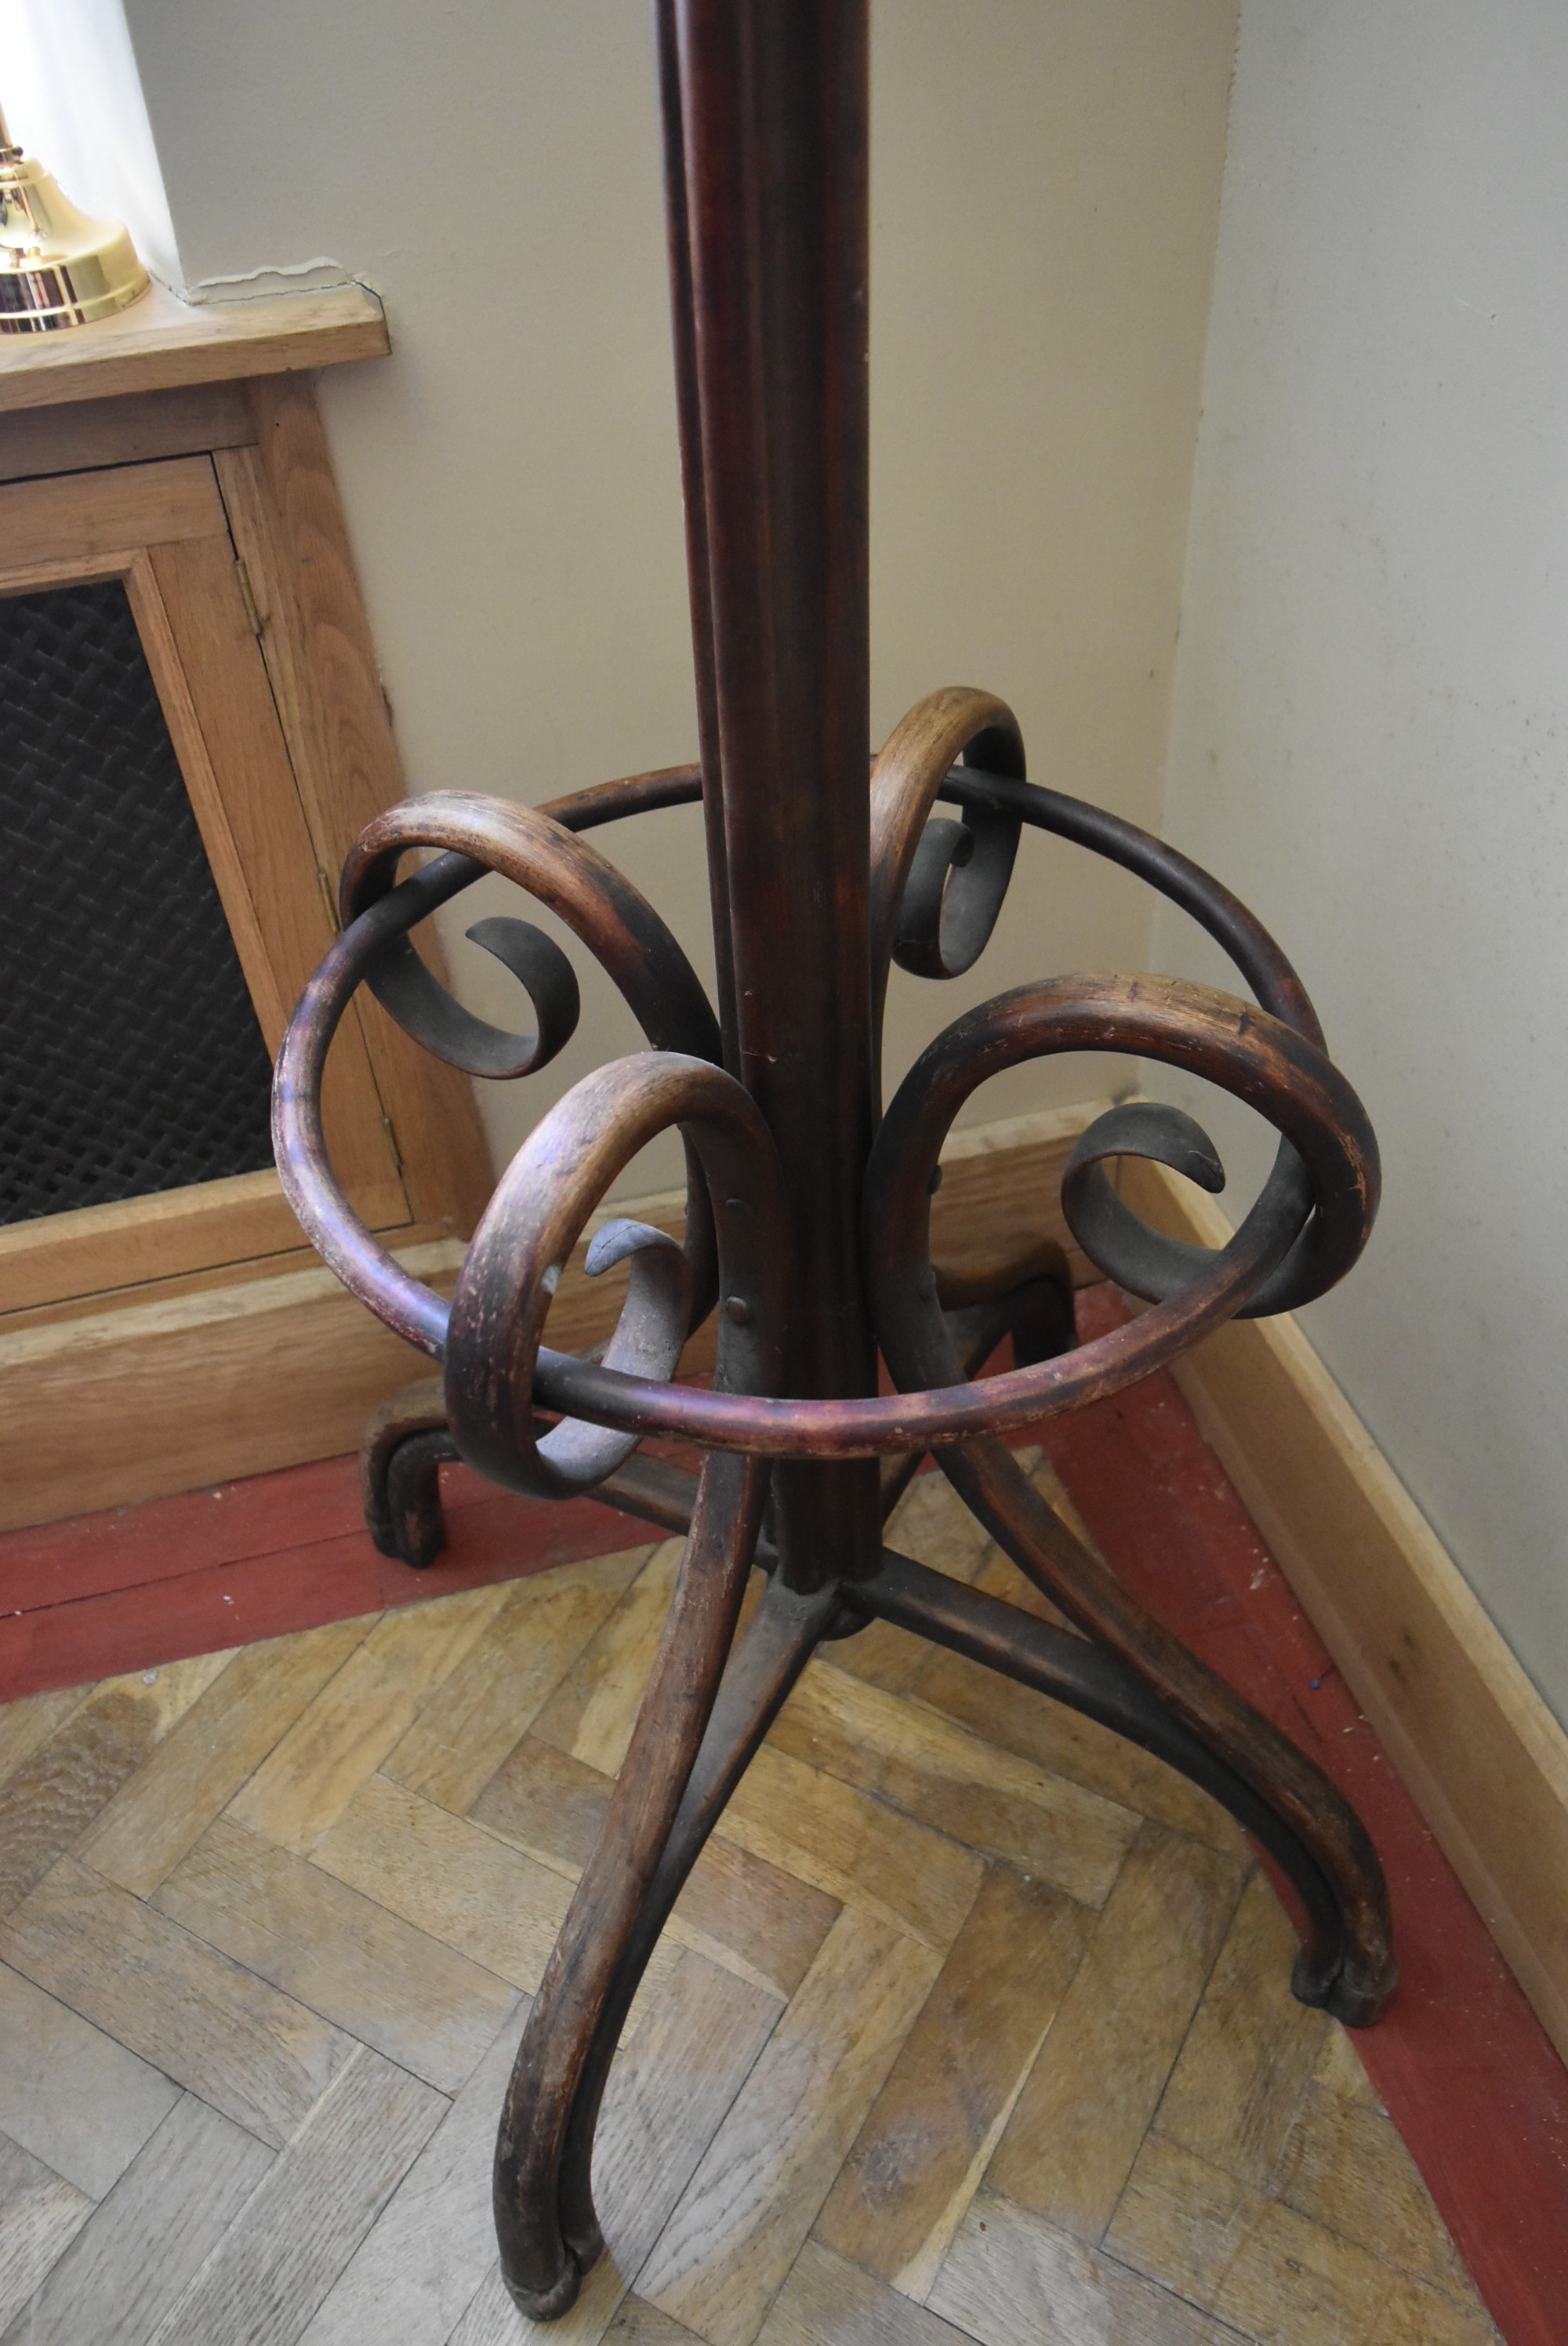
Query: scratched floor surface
[{"left": 0, "top": 1444, "right": 1502, "bottom": 2346}]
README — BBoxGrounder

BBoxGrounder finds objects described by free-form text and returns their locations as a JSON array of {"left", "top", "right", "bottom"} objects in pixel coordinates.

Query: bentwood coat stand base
[{"left": 276, "top": 1, "right": 1395, "bottom": 2320}]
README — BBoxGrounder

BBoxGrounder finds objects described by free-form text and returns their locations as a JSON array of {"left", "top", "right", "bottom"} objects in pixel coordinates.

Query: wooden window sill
[{"left": 0, "top": 280, "right": 388, "bottom": 414}]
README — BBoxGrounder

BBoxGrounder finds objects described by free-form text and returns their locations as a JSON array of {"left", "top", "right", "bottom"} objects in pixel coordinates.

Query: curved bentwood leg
[
  {"left": 866, "top": 1446, "right": 1393, "bottom": 2023},
  {"left": 493, "top": 1451, "right": 768, "bottom": 2316},
  {"left": 844, "top": 1542, "right": 1355, "bottom": 1989},
  {"left": 550, "top": 1569, "right": 840, "bottom": 2289}
]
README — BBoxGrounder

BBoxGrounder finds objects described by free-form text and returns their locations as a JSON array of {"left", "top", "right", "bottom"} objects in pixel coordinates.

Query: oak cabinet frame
[{"left": 0, "top": 354, "right": 491, "bottom": 1520}]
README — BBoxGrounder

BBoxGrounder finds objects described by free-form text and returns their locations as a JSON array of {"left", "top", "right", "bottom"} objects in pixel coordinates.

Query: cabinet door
[{"left": 0, "top": 455, "right": 408, "bottom": 1315}]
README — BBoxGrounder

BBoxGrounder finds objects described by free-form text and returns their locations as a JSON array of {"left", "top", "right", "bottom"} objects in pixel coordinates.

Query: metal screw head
[{"left": 724, "top": 1295, "right": 751, "bottom": 1325}]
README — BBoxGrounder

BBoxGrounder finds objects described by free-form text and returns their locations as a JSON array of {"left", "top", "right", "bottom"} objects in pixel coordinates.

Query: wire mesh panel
[{"left": 0, "top": 577, "right": 276, "bottom": 1224}]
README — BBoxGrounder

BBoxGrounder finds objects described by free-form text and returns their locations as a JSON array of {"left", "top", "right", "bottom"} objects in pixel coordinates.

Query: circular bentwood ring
[{"left": 272, "top": 690, "right": 1380, "bottom": 1498}]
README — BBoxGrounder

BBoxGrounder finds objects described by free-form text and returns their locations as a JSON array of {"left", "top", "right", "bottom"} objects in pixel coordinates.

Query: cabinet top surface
[{"left": 0, "top": 280, "right": 389, "bottom": 415}]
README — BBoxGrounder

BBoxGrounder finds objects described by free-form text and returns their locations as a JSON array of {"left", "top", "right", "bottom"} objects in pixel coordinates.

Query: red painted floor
[{"left": 2, "top": 1285, "right": 1566, "bottom": 2341}]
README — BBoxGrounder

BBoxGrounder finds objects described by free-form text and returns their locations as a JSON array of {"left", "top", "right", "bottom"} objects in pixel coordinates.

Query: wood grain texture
[
  {"left": 0, "top": 445, "right": 451, "bottom": 1533},
  {"left": 1123, "top": 1153, "right": 1568, "bottom": 2072},
  {"left": 531, "top": 1541, "right": 687, "bottom": 1777},
  {"left": 0, "top": 1240, "right": 465, "bottom": 1538},
  {"left": 0, "top": 380, "right": 253, "bottom": 483},
  {"left": 0, "top": 455, "right": 224, "bottom": 573},
  {"left": 768, "top": 1658, "right": 1138, "bottom": 1910},
  {"left": 137, "top": 532, "right": 397, "bottom": 1160},
  {"left": 1311, "top": 2021, "right": 1381, "bottom": 2109},
  {"left": 1108, "top": 2130, "right": 1502, "bottom": 2346},
  {"left": 0, "top": 358, "right": 492, "bottom": 1534},
  {"left": 0, "top": 1689, "right": 89, "bottom": 1794},
  {"left": 0, "top": 2094, "right": 272, "bottom": 2346},
  {"left": 814, "top": 1866, "right": 1089, "bottom": 2293},
  {"left": 447, "top": 2256, "right": 630, "bottom": 2346},
  {"left": 230, "top": 376, "right": 493, "bottom": 1233},
  {"left": 1, "top": 1102, "right": 1087, "bottom": 1550},
  {"left": 1103, "top": 2131, "right": 1267, "bottom": 2314},
  {"left": 756, "top": 2242, "right": 975, "bottom": 2346},
  {"left": 310, "top": 1772, "right": 574, "bottom": 1993},
  {"left": 1271, "top": 2082, "right": 1475, "bottom": 2302},
  {"left": 640, "top": 1911, "right": 941, "bottom": 2346},
  {"left": 147, "top": 2045, "right": 441, "bottom": 2346},
  {"left": 464, "top": 1734, "right": 618, "bottom": 1873},
  {"left": 927, "top": 1102, "right": 1109, "bottom": 1292},
  {"left": 1108, "top": 2134, "right": 1495, "bottom": 2346},
  {"left": 0, "top": 1651, "right": 232, "bottom": 1912},
  {"left": 534, "top": 1103, "right": 1105, "bottom": 1378},
  {"left": 987, "top": 1821, "right": 1247, "bottom": 2239},
  {"left": 833, "top": 1464, "right": 1016, "bottom": 1695},
  {"left": 79, "top": 1617, "right": 372, "bottom": 1895},
  {"left": 0, "top": 280, "right": 388, "bottom": 415},
  {"left": 717, "top": 1742, "right": 982, "bottom": 1954},
  {"left": 228, "top": 1583, "right": 511, "bottom": 1852},
  {"left": 930, "top": 2189, "right": 1243, "bottom": 2346},
  {"left": 911, "top": 1641, "right": 1247, "bottom": 1854},
  {"left": 884, "top": 1463, "right": 1002, "bottom": 1585},
  {"left": 384, "top": 1550, "right": 651, "bottom": 1814},
  {"left": 305, "top": 1950, "right": 777, "bottom": 2346},
  {"left": 0, "top": 1963, "right": 179, "bottom": 2199},
  {"left": 0, "top": 1545, "right": 1504, "bottom": 2343},
  {"left": 132, "top": 539, "right": 404, "bottom": 1217},
  {"left": 296, "top": 2004, "right": 538, "bottom": 2346},
  {"left": 0, "top": 1216, "right": 454, "bottom": 1343},
  {"left": 595, "top": 1950, "right": 783, "bottom": 2292},
  {"left": 154, "top": 1816, "right": 514, "bottom": 2093},
  {"left": 0, "top": 1170, "right": 313, "bottom": 1317},
  {"left": 602, "top": 2300, "right": 708, "bottom": 2346},
  {"left": 1212, "top": 2202, "right": 1499, "bottom": 2346},
  {"left": 473, "top": 1734, "right": 839, "bottom": 2001},
  {"left": 0, "top": 2137, "right": 92, "bottom": 2337},
  {"left": 1152, "top": 1868, "right": 1332, "bottom": 2188},
  {"left": 0, "top": 1858, "right": 354, "bottom": 2148}
]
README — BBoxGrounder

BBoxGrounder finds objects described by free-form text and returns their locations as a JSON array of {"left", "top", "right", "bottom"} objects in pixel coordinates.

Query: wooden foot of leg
[{"left": 941, "top": 1436, "right": 1396, "bottom": 2024}]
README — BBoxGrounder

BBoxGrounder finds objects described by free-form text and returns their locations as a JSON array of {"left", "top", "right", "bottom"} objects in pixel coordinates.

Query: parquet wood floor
[{"left": 0, "top": 1458, "right": 1501, "bottom": 2346}]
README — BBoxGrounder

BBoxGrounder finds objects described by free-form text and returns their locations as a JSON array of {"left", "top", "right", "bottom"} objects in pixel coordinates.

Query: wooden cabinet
[{"left": 0, "top": 296, "right": 491, "bottom": 1528}]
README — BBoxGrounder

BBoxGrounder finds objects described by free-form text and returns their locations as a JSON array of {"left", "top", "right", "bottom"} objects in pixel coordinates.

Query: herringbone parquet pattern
[{"left": 0, "top": 1458, "right": 1500, "bottom": 2345}]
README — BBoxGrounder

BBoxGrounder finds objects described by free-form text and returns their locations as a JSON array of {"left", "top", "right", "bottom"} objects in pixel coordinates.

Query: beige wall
[
  {"left": 108, "top": 0, "right": 1236, "bottom": 1193},
  {"left": 1152, "top": 0, "right": 1568, "bottom": 1727}
]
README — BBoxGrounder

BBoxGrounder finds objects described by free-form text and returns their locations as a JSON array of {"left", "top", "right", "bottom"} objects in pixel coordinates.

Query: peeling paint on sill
[{"left": 180, "top": 255, "right": 354, "bottom": 305}]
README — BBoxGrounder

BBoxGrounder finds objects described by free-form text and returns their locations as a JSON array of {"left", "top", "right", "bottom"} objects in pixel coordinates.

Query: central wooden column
[{"left": 662, "top": 0, "right": 880, "bottom": 1587}]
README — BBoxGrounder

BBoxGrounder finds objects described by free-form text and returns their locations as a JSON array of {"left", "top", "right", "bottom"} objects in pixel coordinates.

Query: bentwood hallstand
[{"left": 275, "top": 0, "right": 1395, "bottom": 2319}]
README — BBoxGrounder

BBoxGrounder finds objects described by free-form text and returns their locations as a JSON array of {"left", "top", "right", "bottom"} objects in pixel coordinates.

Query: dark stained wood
[{"left": 669, "top": 0, "right": 880, "bottom": 1593}]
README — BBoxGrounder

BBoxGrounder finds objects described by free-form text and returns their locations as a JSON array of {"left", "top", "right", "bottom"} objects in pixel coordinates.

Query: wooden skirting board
[
  {"left": 0, "top": 1239, "right": 463, "bottom": 1534},
  {"left": 1120, "top": 1153, "right": 1568, "bottom": 2075}
]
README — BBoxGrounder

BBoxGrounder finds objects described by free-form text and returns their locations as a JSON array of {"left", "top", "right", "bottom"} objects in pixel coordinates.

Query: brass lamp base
[{"left": 0, "top": 107, "right": 150, "bottom": 334}]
